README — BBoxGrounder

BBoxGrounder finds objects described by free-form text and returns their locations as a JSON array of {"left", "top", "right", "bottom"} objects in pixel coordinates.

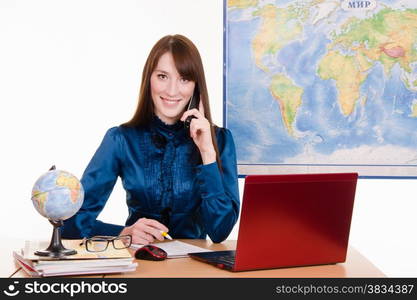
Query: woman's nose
[{"left": 166, "top": 79, "right": 179, "bottom": 96}]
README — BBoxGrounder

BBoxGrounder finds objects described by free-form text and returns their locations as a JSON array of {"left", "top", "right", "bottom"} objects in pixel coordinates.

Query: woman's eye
[
  {"left": 180, "top": 78, "right": 189, "bottom": 83},
  {"left": 157, "top": 74, "right": 167, "bottom": 80}
]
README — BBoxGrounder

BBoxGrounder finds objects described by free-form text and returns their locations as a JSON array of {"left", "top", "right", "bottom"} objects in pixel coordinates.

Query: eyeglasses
[{"left": 79, "top": 235, "right": 132, "bottom": 252}]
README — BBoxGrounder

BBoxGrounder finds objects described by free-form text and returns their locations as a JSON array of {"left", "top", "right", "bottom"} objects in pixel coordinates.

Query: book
[
  {"left": 14, "top": 239, "right": 137, "bottom": 277},
  {"left": 130, "top": 240, "right": 212, "bottom": 258}
]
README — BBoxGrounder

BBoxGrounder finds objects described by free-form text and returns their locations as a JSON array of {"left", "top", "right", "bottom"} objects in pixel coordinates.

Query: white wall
[{"left": 0, "top": 0, "right": 415, "bottom": 277}]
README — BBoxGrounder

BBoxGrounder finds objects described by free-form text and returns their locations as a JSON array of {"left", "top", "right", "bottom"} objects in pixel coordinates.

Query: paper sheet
[{"left": 130, "top": 240, "right": 212, "bottom": 258}]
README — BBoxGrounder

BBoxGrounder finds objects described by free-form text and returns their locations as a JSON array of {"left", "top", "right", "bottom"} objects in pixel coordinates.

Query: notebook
[
  {"left": 189, "top": 173, "right": 358, "bottom": 272},
  {"left": 131, "top": 240, "right": 212, "bottom": 258}
]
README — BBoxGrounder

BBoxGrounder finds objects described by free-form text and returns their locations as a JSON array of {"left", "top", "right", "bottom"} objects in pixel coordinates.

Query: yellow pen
[{"left": 161, "top": 231, "right": 173, "bottom": 240}]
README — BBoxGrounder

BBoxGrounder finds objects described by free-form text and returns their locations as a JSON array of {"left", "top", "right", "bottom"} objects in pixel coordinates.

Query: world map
[{"left": 225, "top": 0, "right": 417, "bottom": 177}]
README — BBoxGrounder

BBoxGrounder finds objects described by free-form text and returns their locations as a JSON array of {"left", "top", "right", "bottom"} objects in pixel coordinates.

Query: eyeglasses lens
[{"left": 86, "top": 239, "right": 108, "bottom": 252}]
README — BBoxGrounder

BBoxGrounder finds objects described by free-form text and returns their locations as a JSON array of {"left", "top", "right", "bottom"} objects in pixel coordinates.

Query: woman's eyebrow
[{"left": 154, "top": 69, "right": 169, "bottom": 74}]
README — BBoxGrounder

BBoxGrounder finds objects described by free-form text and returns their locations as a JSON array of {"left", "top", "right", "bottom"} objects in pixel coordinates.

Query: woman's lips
[
  {"left": 161, "top": 96, "right": 181, "bottom": 102},
  {"left": 161, "top": 96, "right": 181, "bottom": 107}
]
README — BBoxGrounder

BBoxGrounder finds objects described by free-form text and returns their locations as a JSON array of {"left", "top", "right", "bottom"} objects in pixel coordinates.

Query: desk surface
[{"left": 4, "top": 239, "right": 385, "bottom": 278}]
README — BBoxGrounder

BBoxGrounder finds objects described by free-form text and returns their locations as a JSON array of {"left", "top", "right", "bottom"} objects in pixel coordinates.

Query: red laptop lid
[{"left": 234, "top": 173, "right": 358, "bottom": 271}]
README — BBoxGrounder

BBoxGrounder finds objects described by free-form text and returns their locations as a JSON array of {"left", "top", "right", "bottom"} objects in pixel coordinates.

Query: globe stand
[{"left": 35, "top": 220, "right": 77, "bottom": 258}]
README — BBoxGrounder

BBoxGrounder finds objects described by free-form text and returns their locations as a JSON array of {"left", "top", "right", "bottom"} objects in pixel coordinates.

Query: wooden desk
[{"left": 4, "top": 239, "right": 384, "bottom": 278}]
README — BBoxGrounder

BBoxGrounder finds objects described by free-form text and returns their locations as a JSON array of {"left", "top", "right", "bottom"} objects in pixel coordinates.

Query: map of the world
[{"left": 225, "top": 0, "right": 417, "bottom": 177}]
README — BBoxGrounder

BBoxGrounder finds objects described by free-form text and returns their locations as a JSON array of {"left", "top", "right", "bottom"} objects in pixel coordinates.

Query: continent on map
[
  {"left": 32, "top": 190, "right": 47, "bottom": 214},
  {"left": 269, "top": 74, "right": 303, "bottom": 136},
  {"left": 56, "top": 173, "right": 81, "bottom": 204},
  {"left": 318, "top": 50, "right": 368, "bottom": 116},
  {"left": 252, "top": 4, "right": 306, "bottom": 72},
  {"left": 247, "top": 2, "right": 308, "bottom": 136}
]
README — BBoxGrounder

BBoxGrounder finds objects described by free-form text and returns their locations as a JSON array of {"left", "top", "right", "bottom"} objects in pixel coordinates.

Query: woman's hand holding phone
[{"left": 180, "top": 100, "right": 216, "bottom": 165}]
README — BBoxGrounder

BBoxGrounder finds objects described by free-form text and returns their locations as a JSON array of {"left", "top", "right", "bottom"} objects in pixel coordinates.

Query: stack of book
[{"left": 13, "top": 239, "right": 137, "bottom": 277}]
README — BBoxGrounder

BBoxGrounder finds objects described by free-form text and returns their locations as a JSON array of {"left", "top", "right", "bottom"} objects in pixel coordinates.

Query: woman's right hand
[{"left": 120, "top": 217, "right": 169, "bottom": 245}]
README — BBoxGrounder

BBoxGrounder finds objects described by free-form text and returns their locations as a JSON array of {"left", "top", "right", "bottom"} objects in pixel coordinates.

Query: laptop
[{"left": 189, "top": 173, "right": 358, "bottom": 272}]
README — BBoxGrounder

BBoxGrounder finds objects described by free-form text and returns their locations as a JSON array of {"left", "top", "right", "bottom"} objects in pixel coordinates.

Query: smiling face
[{"left": 150, "top": 51, "right": 196, "bottom": 125}]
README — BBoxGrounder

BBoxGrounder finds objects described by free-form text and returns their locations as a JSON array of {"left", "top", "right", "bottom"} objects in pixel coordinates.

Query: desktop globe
[
  {"left": 32, "top": 167, "right": 84, "bottom": 220},
  {"left": 31, "top": 166, "right": 84, "bottom": 257}
]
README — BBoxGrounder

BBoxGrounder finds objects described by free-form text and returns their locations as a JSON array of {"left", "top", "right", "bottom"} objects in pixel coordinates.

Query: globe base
[
  {"left": 35, "top": 248, "right": 77, "bottom": 257},
  {"left": 35, "top": 219, "right": 77, "bottom": 258}
]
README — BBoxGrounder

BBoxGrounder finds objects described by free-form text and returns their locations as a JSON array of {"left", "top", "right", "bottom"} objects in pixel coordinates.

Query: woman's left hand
[{"left": 180, "top": 101, "right": 216, "bottom": 165}]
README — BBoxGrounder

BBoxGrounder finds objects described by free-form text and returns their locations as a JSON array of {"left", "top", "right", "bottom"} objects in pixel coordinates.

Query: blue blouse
[{"left": 62, "top": 116, "right": 240, "bottom": 243}]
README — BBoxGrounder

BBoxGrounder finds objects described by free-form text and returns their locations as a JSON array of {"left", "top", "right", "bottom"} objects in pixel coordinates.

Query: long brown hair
[{"left": 123, "top": 34, "right": 222, "bottom": 170}]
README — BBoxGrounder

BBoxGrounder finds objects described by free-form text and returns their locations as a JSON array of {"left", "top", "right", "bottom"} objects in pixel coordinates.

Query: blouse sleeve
[
  {"left": 62, "top": 127, "right": 125, "bottom": 238},
  {"left": 194, "top": 128, "right": 240, "bottom": 243}
]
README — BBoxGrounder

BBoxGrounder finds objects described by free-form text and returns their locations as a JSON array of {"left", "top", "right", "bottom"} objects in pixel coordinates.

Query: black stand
[{"left": 35, "top": 220, "right": 77, "bottom": 258}]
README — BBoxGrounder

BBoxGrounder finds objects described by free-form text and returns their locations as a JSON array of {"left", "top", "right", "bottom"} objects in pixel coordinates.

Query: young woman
[{"left": 62, "top": 35, "right": 239, "bottom": 244}]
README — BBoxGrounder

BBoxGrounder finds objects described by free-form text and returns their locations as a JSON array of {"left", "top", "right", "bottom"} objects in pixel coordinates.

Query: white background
[{"left": 0, "top": 0, "right": 415, "bottom": 277}]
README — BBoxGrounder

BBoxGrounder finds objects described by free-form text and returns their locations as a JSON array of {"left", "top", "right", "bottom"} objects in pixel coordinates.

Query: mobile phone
[{"left": 184, "top": 85, "right": 200, "bottom": 130}]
